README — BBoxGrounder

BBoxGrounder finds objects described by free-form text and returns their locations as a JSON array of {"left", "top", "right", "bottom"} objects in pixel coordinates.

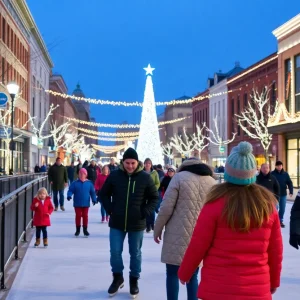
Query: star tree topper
[{"left": 144, "top": 64, "right": 155, "bottom": 75}]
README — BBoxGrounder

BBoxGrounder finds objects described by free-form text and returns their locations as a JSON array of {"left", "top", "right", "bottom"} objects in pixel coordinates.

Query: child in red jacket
[
  {"left": 30, "top": 187, "right": 54, "bottom": 248},
  {"left": 178, "top": 142, "right": 283, "bottom": 300}
]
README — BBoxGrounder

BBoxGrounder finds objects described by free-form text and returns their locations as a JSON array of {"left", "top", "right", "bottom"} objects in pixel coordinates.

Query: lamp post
[{"left": 7, "top": 81, "right": 20, "bottom": 175}]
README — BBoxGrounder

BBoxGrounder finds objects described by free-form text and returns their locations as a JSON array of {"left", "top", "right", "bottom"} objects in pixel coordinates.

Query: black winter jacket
[
  {"left": 290, "top": 191, "right": 300, "bottom": 249},
  {"left": 100, "top": 161, "right": 158, "bottom": 232},
  {"left": 271, "top": 169, "right": 293, "bottom": 196},
  {"left": 256, "top": 172, "right": 280, "bottom": 200},
  {"left": 86, "top": 165, "right": 97, "bottom": 185}
]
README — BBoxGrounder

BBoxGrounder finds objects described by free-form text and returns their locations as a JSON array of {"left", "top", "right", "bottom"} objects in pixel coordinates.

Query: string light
[
  {"left": 92, "top": 143, "right": 127, "bottom": 154},
  {"left": 67, "top": 116, "right": 190, "bottom": 128},
  {"left": 81, "top": 133, "right": 137, "bottom": 142},
  {"left": 75, "top": 127, "right": 139, "bottom": 137},
  {"left": 268, "top": 102, "right": 300, "bottom": 126},
  {"left": 44, "top": 89, "right": 233, "bottom": 107}
]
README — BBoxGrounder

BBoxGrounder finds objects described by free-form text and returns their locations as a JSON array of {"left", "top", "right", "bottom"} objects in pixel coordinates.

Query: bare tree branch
[
  {"left": 170, "top": 127, "right": 195, "bottom": 157},
  {"left": 192, "top": 123, "right": 209, "bottom": 157}
]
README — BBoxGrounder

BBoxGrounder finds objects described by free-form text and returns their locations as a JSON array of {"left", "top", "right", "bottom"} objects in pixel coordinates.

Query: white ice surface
[{"left": 5, "top": 192, "right": 300, "bottom": 300}]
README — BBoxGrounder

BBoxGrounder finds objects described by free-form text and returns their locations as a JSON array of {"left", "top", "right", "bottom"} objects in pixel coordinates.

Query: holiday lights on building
[{"left": 136, "top": 64, "right": 163, "bottom": 165}]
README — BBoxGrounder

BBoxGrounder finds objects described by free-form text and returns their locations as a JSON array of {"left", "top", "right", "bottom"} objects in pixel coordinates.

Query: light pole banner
[{"left": 0, "top": 92, "right": 9, "bottom": 109}]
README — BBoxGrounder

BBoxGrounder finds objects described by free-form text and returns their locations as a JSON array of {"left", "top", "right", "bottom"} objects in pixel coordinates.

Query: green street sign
[{"left": 219, "top": 145, "right": 225, "bottom": 153}]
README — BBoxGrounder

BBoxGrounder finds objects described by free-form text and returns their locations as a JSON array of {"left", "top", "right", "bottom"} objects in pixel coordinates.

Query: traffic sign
[
  {"left": 0, "top": 128, "right": 11, "bottom": 138},
  {"left": 219, "top": 145, "right": 225, "bottom": 153},
  {"left": 0, "top": 92, "right": 9, "bottom": 109}
]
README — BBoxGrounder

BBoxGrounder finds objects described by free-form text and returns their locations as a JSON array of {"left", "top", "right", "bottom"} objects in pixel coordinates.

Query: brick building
[
  {"left": 227, "top": 53, "right": 279, "bottom": 168},
  {"left": 268, "top": 14, "right": 300, "bottom": 187},
  {"left": 0, "top": 0, "right": 31, "bottom": 173}
]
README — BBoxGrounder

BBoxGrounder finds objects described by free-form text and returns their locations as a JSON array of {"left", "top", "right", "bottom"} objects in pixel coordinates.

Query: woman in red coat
[
  {"left": 95, "top": 165, "right": 110, "bottom": 222},
  {"left": 30, "top": 187, "right": 54, "bottom": 248},
  {"left": 178, "top": 142, "right": 283, "bottom": 300}
]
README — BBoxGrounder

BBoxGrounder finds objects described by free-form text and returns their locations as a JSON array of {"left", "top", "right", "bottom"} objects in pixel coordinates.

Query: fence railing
[
  {"left": 0, "top": 172, "right": 48, "bottom": 199},
  {"left": 0, "top": 175, "right": 50, "bottom": 290}
]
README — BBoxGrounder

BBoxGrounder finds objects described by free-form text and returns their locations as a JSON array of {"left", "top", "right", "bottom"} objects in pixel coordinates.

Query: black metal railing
[
  {"left": 0, "top": 172, "right": 48, "bottom": 199},
  {"left": 0, "top": 175, "right": 50, "bottom": 290}
]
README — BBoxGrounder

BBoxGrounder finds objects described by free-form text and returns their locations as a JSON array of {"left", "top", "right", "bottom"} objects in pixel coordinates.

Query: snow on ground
[{"left": 5, "top": 191, "right": 300, "bottom": 300}]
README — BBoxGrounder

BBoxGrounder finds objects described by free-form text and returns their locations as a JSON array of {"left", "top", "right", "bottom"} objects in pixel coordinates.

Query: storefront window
[
  {"left": 295, "top": 54, "right": 300, "bottom": 112},
  {"left": 287, "top": 138, "right": 300, "bottom": 187},
  {"left": 285, "top": 59, "right": 291, "bottom": 112}
]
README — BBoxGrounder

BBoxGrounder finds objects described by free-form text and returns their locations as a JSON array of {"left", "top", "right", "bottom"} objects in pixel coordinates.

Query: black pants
[
  {"left": 146, "top": 211, "right": 155, "bottom": 230},
  {"left": 36, "top": 226, "right": 48, "bottom": 239}
]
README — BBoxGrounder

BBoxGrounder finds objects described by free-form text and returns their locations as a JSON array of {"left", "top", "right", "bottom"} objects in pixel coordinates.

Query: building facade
[
  {"left": 28, "top": 4, "right": 53, "bottom": 171},
  {"left": 228, "top": 53, "right": 278, "bottom": 168},
  {"left": 0, "top": 0, "right": 31, "bottom": 173},
  {"left": 269, "top": 14, "right": 300, "bottom": 187}
]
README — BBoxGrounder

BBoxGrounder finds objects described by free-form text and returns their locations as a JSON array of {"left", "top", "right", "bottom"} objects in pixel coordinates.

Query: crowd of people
[{"left": 30, "top": 143, "right": 300, "bottom": 299}]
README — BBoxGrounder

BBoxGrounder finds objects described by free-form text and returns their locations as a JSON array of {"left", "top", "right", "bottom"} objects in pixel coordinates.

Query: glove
[
  {"left": 289, "top": 235, "right": 300, "bottom": 249},
  {"left": 67, "top": 197, "right": 72, "bottom": 201}
]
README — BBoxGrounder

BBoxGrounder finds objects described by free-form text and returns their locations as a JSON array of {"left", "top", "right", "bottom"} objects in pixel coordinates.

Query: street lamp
[{"left": 7, "top": 81, "right": 19, "bottom": 175}]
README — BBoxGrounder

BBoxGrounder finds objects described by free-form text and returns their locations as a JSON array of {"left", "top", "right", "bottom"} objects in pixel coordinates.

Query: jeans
[
  {"left": 166, "top": 264, "right": 199, "bottom": 300},
  {"left": 100, "top": 204, "right": 108, "bottom": 219},
  {"left": 110, "top": 228, "right": 144, "bottom": 278},
  {"left": 75, "top": 207, "right": 89, "bottom": 227},
  {"left": 146, "top": 211, "right": 155, "bottom": 230},
  {"left": 36, "top": 226, "right": 47, "bottom": 239},
  {"left": 53, "top": 189, "right": 64, "bottom": 207},
  {"left": 278, "top": 195, "right": 287, "bottom": 222}
]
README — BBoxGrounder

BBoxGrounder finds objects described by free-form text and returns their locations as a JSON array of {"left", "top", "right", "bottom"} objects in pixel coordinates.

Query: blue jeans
[
  {"left": 100, "top": 204, "right": 108, "bottom": 218},
  {"left": 166, "top": 264, "right": 198, "bottom": 300},
  {"left": 278, "top": 195, "right": 287, "bottom": 223},
  {"left": 110, "top": 228, "right": 144, "bottom": 278},
  {"left": 53, "top": 189, "right": 64, "bottom": 208}
]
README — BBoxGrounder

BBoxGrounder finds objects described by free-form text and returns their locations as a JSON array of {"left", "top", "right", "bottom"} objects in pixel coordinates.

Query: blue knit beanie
[{"left": 224, "top": 142, "right": 257, "bottom": 185}]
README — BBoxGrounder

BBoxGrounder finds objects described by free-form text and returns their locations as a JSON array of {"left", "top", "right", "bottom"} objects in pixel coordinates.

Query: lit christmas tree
[{"left": 136, "top": 64, "right": 163, "bottom": 165}]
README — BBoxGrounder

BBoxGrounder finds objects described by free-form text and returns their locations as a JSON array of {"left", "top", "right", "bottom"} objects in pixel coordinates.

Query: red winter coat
[
  {"left": 178, "top": 197, "right": 283, "bottom": 300},
  {"left": 95, "top": 173, "right": 109, "bottom": 192},
  {"left": 30, "top": 196, "right": 54, "bottom": 227}
]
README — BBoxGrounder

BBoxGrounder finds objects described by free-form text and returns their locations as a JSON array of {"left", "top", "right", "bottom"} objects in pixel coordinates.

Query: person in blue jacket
[
  {"left": 290, "top": 190, "right": 300, "bottom": 250},
  {"left": 67, "top": 168, "right": 97, "bottom": 237},
  {"left": 271, "top": 160, "right": 293, "bottom": 228}
]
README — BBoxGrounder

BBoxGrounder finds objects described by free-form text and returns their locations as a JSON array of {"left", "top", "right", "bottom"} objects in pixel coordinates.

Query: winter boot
[
  {"left": 108, "top": 273, "right": 124, "bottom": 297},
  {"left": 75, "top": 226, "right": 81, "bottom": 237},
  {"left": 106, "top": 216, "right": 110, "bottom": 222},
  {"left": 43, "top": 238, "right": 48, "bottom": 248},
  {"left": 54, "top": 207, "right": 58, "bottom": 211},
  {"left": 34, "top": 238, "right": 40, "bottom": 247},
  {"left": 60, "top": 206, "right": 65, "bottom": 211},
  {"left": 83, "top": 226, "right": 90, "bottom": 237},
  {"left": 146, "top": 226, "right": 151, "bottom": 233},
  {"left": 101, "top": 217, "right": 105, "bottom": 223},
  {"left": 129, "top": 276, "right": 139, "bottom": 298}
]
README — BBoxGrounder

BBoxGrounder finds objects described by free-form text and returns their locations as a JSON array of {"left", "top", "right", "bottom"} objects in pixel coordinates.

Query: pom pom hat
[{"left": 224, "top": 142, "right": 257, "bottom": 185}]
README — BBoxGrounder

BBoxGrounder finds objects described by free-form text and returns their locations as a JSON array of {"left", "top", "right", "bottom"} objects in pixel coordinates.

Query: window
[
  {"left": 295, "top": 54, "right": 300, "bottom": 112},
  {"left": 231, "top": 98, "right": 235, "bottom": 132},
  {"left": 237, "top": 96, "right": 240, "bottom": 136},
  {"left": 285, "top": 58, "right": 291, "bottom": 111},
  {"left": 2, "top": 57, "right": 5, "bottom": 83},
  {"left": 244, "top": 93, "right": 247, "bottom": 109},
  {"left": 271, "top": 81, "right": 277, "bottom": 112},
  {"left": 178, "top": 113, "right": 183, "bottom": 118},
  {"left": 178, "top": 127, "right": 183, "bottom": 135},
  {"left": 2, "top": 18, "right": 5, "bottom": 43}
]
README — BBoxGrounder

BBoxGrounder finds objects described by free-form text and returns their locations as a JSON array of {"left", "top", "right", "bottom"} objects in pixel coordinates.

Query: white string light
[
  {"left": 75, "top": 127, "right": 139, "bottom": 137},
  {"left": 81, "top": 133, "right": 137, "bottom": 142}
]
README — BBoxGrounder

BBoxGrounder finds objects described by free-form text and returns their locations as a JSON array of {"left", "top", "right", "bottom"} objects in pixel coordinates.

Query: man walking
[
  {"left": 108, "top": 158, "right": 118, "bottom": 172},
  {"left": 100, "top": 148, "right": 158, "bottom": 298},
  {"left": 48, "top": 157, "right": 68, "bottom": 211},
  {"left": 86, "top": 159, "right": 98, "bottom": 185},
  {"left": 256, "top": 163, "right": 280, "bottom": 200},
  {"left": 67, "top": 162, "right": 75, "bottom": 185},
  {"left": 271, "top": 160, "right": 293, "bottom": 228}
]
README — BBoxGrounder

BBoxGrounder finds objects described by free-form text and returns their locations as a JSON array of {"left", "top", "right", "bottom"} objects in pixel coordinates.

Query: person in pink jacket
[{"left": 95, "top": 165, "right": 110, "bottom": 222}]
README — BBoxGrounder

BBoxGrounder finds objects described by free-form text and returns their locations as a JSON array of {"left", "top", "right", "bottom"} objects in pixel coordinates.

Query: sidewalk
[{"left": 4, "top": 194, "right": 300, "bottom": 300}]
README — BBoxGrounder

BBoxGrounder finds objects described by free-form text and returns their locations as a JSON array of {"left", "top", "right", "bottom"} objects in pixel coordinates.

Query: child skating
[
  {"left": 67, "top": 168, "right": 97, "bottom": 237},
  {"left": 30, "top": 187, "right": 54, "bottom": 248}
]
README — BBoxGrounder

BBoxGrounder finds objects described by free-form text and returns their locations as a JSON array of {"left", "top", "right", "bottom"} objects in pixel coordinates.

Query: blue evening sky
[{"left": 27, "top": 0, "right": 298, "bottom": 145}]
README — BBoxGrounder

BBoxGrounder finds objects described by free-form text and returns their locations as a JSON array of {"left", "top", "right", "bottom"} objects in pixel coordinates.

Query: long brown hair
[{"left": 206, "top": 182, "right": 277, "bottom": 232}]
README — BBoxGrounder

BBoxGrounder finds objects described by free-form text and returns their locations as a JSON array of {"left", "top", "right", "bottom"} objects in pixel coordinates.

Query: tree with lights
[
  {"left": 136, "top": 64, "right": 163, "bottom": 165},
  {"left": 161, "top": 142, "right": 173, "bottom": 164},
  {"left": 170, "top": 127, "right": 196, "bottom": 158},
  {"left": 192, "top": 123, "right": 209, "bottom": 159},
  {"left": 206, "top": 116, "right": 236, "bottom": 149},
  {"left": 235, "top": 87, "right": 277, "bottom": 161}
]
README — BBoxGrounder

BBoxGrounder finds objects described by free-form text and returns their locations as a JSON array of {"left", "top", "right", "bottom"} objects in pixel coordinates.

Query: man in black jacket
[
  {"left": 290, "top": 190, "right": 300, "bottom": 250},
  {"left": 86, "top": 159, "right": 97, "bottom": 185},
  {"left": 271, "top": 161, "right": 293, "bottom": 228},
  {"left": 256, "top": 163, "right": 280, "bottom": 200},
  {"left": 100, "top": 148, "right": 158, "bottom": 298}
]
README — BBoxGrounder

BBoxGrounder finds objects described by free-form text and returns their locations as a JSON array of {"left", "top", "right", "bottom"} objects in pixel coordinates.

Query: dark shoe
[
  {"left": 75, "top": 226, "right": 81, "bottom": 237},
  {"left": 83, "top": 226, "right": 90, "bottom": 237},
  {"left": 60, "top": 206, "right": 65, "bottom": 211},
  {"left": 151, "top": 224, "right": 154, "bottom": 231},
  {"left": 129, "top": 276, "right": 139, "bottom": 298},
  {"left": 108, "top": 273, "right": 124, "bottom": 296},
  {"left": 280, "top": 222, "right": 285, "bottom": 228},
  {"left": 54, "top": 207, "right": 58, "bottom": 211}
]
